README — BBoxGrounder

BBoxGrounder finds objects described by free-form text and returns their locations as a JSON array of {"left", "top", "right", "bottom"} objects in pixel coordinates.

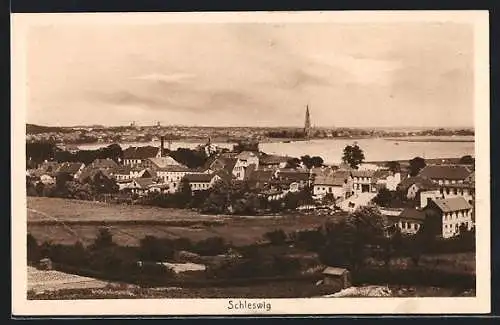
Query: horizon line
[{"left": 27, "top": 122, "right": 475, "bottom": 130}]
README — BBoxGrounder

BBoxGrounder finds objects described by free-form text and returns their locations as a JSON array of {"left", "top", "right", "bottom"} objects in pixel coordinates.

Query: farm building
[{"left": 322, "top": 266, "right": 351, "bottom": 289}]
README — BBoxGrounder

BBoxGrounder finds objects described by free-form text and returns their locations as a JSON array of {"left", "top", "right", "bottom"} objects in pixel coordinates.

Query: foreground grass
[
  {"left": 28, "top": 282, "right": 475, "bottom": 300},
  {"left": 27, "top": 197, "right": 335, "bottom": 246}
]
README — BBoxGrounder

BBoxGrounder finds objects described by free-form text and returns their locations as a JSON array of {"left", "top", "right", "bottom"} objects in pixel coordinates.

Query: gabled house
[
  {"left": 313, "top": 170, "right": 354, "bottom": 199},
  {"left": 440, "top": 182, "right": 475, "bottom": 204},
  {"left": 89, "top": 158, "right": 118, "bottom": 171},
  {"left": 155, "top": 165, "right": 197, "bottom": 193},
  {"left": 258, "top": 154, "right": 290, "bottom": 170},
  {"left": 424, "top": 197, "right": 474, "bottom": 238},
  {"left": 351, "top": 170, "right": 376, "bottom": 193},
  {"left": 397, "top": 176, "right": 439, "bottom": 200},
  {"left": 232, "top": 151, "right": 260, "bottom": 180},
  {"left": 372, "top": 170, "right": 402, "bottom": 191},
  {"left": 56, "top": 162, "right": 85, "bottom": 181},
  {"left": 127, "top": 178, "right": 156, "bottom": 196},
  {"left": 141, "top": 156, "right": 185, "bottom": 170},
  {"left": 112, "top": 166, "right": 154, "bottom": 182},
  {"left": 273, "top": 168, "right": 311, "bottom": 189},
  {"left": 245, "top": 168, "right": 275, "bottom": 190},
  {"left": 206, "top": 156, "right": 238, "bottom": 175},
  {"left": 78, "top": 168, "right": 118, "bottom": 193},
  {"left": 418, "top": 165, "right": 472, "bottom": 185},
  {"left": 122, "top": 146, "right": 161, "bottom": 167},
  {"left": 183, "top": 173, "right": 221, "bottom": 192},
  {"left": 382, "top": 207, "right": 426, "bottom": 235}
]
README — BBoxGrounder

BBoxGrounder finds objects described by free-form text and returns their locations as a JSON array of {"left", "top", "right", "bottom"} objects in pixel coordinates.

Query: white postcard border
[{"left": 11, "top": 10, "right": 491, "bottom": 316}]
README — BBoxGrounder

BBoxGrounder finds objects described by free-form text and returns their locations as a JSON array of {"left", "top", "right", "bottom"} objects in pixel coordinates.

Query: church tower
[{"left": 304, "top": 105, "right": 311, "bottom": 138}]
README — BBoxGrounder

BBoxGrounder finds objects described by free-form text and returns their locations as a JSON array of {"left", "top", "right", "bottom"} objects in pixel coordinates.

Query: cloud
[{"left": 131, "top": 73, "right": 196, "bottom": 83}]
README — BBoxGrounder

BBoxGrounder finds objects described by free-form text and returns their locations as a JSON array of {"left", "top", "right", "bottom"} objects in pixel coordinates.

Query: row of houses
[{"left": 27, "top": 143, "right": 476, "bottom": 239}]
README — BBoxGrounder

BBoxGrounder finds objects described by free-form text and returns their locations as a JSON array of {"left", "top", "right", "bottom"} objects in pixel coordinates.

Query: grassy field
[
  {"left": 28, "top": 266, "right": 109, "bottom": 293},
  {"left": 28, "top": 282, "right": 475, "bottom": 300},
  {"left": 365, "top": 252, "right": 476, "bottom": 275},
  {"left": 27, "top": 197, "right": 333, "bottom": 247}
]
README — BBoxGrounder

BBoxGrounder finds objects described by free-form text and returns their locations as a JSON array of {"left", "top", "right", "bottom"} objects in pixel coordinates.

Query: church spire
[{"left": 304, "top": 104, "right": 311, "bottom": 138}]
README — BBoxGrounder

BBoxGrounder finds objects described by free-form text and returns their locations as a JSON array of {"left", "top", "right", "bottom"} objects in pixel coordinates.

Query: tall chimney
[{"left": 160, "top": 136, "right": 165, "bottom": 157}]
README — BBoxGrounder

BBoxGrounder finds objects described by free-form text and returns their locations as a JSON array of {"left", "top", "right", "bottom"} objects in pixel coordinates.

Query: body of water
[{"left": 77, "top": 137, "right": 474, "bottom": 165}]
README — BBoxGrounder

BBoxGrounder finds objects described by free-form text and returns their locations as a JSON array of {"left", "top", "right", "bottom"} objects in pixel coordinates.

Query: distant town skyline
[{"left": 26, "top": 19, "right": 474, "bottom": 128}]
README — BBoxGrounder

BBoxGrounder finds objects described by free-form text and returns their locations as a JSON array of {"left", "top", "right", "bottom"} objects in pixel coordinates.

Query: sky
[{"left": 26, "top": 21, "right": 474, "bottom": 128}]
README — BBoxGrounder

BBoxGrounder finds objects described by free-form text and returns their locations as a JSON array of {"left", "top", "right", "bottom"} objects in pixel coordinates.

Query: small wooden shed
[{"left": 322, "top": 266, "right": 351, "bottom": 289}]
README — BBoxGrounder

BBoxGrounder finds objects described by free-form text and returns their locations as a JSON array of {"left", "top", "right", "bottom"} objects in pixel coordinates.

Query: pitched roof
[
  {"left": 38, "top": 161, "right": 61, "bottom": 173},
  {"left": 90, "top": 158, "right": 118, "bottom": 169},
  {"left": 323, "top": 266, "right": 348, "bottom": 276},
  {"left": 419, "top": 165, "right": 472, "bottom": 181},
  {"left": 314, "top": 170, "right": 351, "bottom": 187},
  {"left": 351, "top": 170, "right": 376, "bottom": 178},
  {"left": 431, "top": 197, "right": 473, "bottom": 212},
  {"left": 465, "top": 172, "right": 475, "bottom": 184},
  {"left": 311, "top": 166, "right": 335, "bottom": 177},
  {"left": 79, "top": 167, "right": 111, "bottom": 182},
  {"left": 372, "top": 170, "right": 392, "bottom": 181},
  {"left": 183, "top": 173, "right": 216, "bottom": 183},
  {"left": 247, "top": 169, "right": 274, "bottom": 182},
  {"left": 399, "top": 208, "right": 426, "bottom": 221},
  {"left": 147, "top": 156, "right": 184, "bottom": 168},
  {"left": 398, "top": 176, "right": 437, "bottom": 191},
  {"left": 259, "top": 154, "right": 290, "bottom": 165},
  {"left": 132, "top": 178, "right": 156, "bottom": 188},
  {"left": 123, "top": 146, "right": 160, "bottom": 159},
  {"left": 236, "top": 151, "right": 259, "bottom": 160},
  {"left": 113, "top": 165, "right": 132, "bottom": 175},
  {"left": 148, "top": 183, "right": 169, "bottom": 189},
  {"left": 276, "top": 169, "right": 310, "bottom": 182},
  {"left": 57, "top": 162, "right": 84, "bottom": 174},
  {"left": 157, "top": 165, "right": 191, "bottom": 172}
]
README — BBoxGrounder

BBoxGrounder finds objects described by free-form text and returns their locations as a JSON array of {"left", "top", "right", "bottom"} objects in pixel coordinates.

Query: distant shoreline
[
  {"left": 54, "top": 135, "right": 474, "bottom": 147},
  {"left": 383, "top": 138, "right": 474, "bottom": 143}
]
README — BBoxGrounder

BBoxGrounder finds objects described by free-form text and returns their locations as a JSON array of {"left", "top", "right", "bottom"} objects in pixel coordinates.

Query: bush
[
  {"left": 193, "top": 237, "right": 228, "bottom": 256},
  {"left": 138, "top": 236, "right": 175, "bottom": 262},
  {"left": 263, "top": 229, "right": 287, "bottom": 245},
  {"left": 293, "top": 229, "right": 326, "bottom": 252},
  {"left": 27, "top": 234, "right": 41, "bottom": 264}
]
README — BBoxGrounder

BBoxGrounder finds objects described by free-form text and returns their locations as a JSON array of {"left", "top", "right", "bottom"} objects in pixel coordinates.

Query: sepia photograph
[{"left": 11, "top": 11, "right": 490, "bottom": 315}]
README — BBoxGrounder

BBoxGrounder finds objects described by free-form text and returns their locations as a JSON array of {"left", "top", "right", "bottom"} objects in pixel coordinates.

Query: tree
[
  {"left": 310, "top": 156, "right": 324, "bottom": 168},
  {"left": 409, "top": 157, "right": 426, "bottom": 176},
  {"left": 168, "top": 148, "right": 208, "bottom": 169},
  {"left": 386, "top": 161, "right": 401, "bottom": 173},
  {"left": 263, "top": 229, "right": 287, "bottom": 245},
  {"left": 91, "top": 227, "right": 114, "bottom": 250},
  {"left": 26, "top": 142, "right": 57, "bottom": 164},
  {"left": 321, "top": 206, "right": 387, "bottom": 270},
  {"left": 372, "top": 188, "right": 393, "bottom": 207},
  {"left": 301, "top": 155, "right": 313, "bottom": 169},
  {"left": 139, "top": 236, "right": 174, "bottom": 262},
  {"left": 286, "top": 158, "right": 301, "bottom": 169},
  {"left": 88, "top": 171, "right": 119, "bottom": 194},
  {"left": 459, "top": 155, "right": 474, "bottom": 165},
  {"left": 193, "top": 237, "right": 228, "bottom": 256},
  {"left": 342, "top": 144, "right": 365, "bottom": 169},
  {"left": 27, "top": 234, "right": 40, "bottom": 264}
]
